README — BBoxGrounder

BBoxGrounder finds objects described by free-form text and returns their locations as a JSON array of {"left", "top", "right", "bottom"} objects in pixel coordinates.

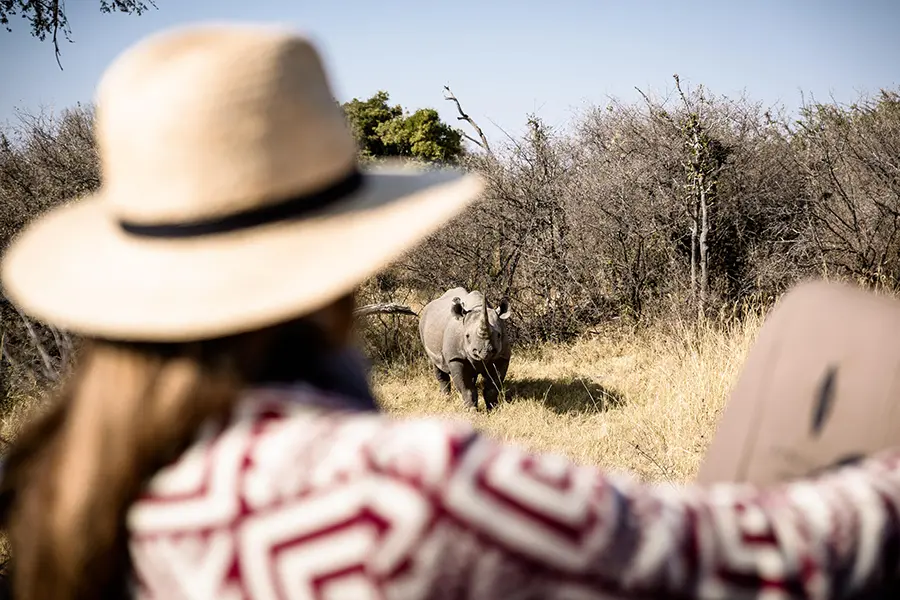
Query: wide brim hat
[{"left": 1, "top": 22, "right": 484, "bottom": 342}]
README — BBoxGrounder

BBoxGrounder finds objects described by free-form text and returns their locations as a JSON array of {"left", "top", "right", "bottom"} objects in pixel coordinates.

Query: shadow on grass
[{"left": 497, "top": 376, "right": 626, "bottom": 415}]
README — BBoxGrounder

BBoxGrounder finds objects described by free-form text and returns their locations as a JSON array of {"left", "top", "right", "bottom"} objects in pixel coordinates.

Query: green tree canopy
[
  {"left": 341, "top": 91, "right": 464, "bottom": 164},
  {"left": 341, "top": 91, "right": 405, "bottom": 159}
]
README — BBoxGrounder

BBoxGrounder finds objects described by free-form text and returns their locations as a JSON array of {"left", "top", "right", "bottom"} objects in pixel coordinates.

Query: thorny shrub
[{"left": 3, "top": 84, "right": 900, "bottom": 394}]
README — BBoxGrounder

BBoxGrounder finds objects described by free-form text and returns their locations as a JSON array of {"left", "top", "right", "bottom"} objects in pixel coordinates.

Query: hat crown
[
  {"left": 0, "top": 21, "right": 482, "bottom": 343},
  {"left": 94, "top": 23, "right": 359, "bottom": 225}
]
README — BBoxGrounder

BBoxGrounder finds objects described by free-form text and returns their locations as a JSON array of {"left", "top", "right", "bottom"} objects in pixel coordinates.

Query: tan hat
[
  {"left": 0, "top": 22, "right": 484, "bottom": 342},
  {"left": 696, "top": 279, "right": 900, "bottom": 486}
]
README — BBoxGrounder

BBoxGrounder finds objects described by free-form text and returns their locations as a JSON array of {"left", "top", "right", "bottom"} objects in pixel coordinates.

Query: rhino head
[{"left": 450, "top": 294, "right": 511, "bottom": 363}]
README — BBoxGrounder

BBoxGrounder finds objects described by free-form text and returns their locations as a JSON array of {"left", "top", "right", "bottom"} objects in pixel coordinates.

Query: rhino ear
[
  {"left": 497, "top": 298, "right": 511, "bottom": 320},
  {"left": 451, "top": 298, "right": 466, "bottom": 320}
]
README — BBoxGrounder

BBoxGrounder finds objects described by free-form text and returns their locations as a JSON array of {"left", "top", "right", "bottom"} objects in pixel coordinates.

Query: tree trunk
[
  {"left": 698, "top": 174, "right": 709, "bottom": 320},
  {"left": 690, "top": 209, "right": 699, "bottom": 300}
]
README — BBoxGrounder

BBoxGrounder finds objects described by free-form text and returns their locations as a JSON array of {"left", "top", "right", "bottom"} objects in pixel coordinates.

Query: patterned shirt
[{"left": 127, "top": 384, "right": 900, "bottom": 599}]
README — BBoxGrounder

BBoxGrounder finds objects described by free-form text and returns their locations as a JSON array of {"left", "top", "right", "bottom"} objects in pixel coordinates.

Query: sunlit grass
[{"left": 372, "top": 310, "right": 765, "bottom": 483}]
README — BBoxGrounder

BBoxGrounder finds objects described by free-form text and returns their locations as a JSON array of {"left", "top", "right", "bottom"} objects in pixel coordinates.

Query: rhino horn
[{"left": 480, "top": 298, "right": 490, "bottom": 337}]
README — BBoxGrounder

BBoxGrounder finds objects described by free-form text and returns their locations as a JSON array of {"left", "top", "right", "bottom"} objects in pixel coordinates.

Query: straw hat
[{"left": 0, "top": 22, "right": 484, "bottom": 342}]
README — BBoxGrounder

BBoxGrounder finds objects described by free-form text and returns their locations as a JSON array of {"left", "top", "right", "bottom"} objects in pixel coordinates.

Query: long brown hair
[{"left": 0, "top": 293, "right": 356, "bottom": 599}]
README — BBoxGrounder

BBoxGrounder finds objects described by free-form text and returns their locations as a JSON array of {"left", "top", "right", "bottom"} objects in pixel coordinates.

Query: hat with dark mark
[{"left": 697, "top": 279, "right": 900, "bottom": 485}]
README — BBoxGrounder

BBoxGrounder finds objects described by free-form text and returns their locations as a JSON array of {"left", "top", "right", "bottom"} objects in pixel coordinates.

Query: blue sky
[{"left": 1, "top": 0, "right": 899, "bottom": 142}]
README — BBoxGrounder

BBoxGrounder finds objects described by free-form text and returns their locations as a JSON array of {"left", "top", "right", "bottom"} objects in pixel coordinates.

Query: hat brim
[{"left": 1, "top": 165, "right": 483, "bottom": 341}]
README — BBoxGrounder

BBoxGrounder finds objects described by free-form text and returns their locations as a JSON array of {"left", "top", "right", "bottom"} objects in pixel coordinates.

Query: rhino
[{"left": 418, "top": 287, "right": 512, "bottom": 410}]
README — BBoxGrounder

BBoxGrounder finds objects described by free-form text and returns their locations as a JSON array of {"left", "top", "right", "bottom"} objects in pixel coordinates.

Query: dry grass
[
  {"left": 371, "top": 311, "right": 765, "bottom": 483},
  {"left": 0, "top": 309, "right": 766, "bottom": 489},
  {"left": 0, "top": 380, "right": 45, "bottom": 449},
  {"left": 0, "top": 381, "right": 46, "bottom": 569}
]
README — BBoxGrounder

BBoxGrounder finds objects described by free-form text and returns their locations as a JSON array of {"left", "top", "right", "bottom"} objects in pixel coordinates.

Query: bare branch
[
  {"left": 353, "top": 303, "right": 418, "bottom": 318},
  {"left": 52, "top": 0, "right": 64, "bottom": 70},
  {"left": 443, "top": 85, "right": 492, "bottom": 155},
  {"left": 462, "top": 132, "right": 485, "bottom": 147},
  {"left": 13, "top": 305, "right": 58, "bottom": 382}
]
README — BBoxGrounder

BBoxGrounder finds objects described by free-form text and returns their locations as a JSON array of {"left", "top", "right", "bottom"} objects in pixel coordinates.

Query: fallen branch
[
  {"left": 13, "top": 305, "right": 59, "bottom": 382},
  {"left": 354, "top": 303, "right": 418, "bottom": 318}
]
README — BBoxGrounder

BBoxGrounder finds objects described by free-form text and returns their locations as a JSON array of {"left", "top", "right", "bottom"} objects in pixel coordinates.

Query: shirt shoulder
[
  {"left": 126, "top": 386, "right": 500, "bottom": 598},
  {"left": 129, "top": 384, "right": 477, "bottom": 526}
]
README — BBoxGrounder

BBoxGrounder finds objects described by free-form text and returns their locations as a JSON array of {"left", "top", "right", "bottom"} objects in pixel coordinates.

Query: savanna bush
[{"left": 4, "top": 83, "right": 900, "bottom": 401}]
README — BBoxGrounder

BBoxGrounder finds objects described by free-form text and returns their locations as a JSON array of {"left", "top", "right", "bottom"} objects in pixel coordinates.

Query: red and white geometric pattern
[{"left": 127, "top": 384, "right": 900, "bottom": 599}]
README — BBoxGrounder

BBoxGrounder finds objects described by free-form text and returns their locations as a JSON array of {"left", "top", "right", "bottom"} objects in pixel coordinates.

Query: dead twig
[
  {"left": 13, "top": 306, "right": 58, "bottom": 382},
  {"left": 443, "top": 85, "right": 492, "bottom": 155},
  {"left": 631, "top": 441, "right": 673, "bottom": 481}
]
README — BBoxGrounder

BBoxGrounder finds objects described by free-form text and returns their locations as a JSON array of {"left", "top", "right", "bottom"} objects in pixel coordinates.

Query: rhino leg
[
  {"left": 434, "top": 366, "right": 452, "bottom": 395},
  {"left": 482, "top": 358, "right": 510, "bottom": 411},
  {"left": 449, "top": 360, "right": 478, "bottom": 409}
]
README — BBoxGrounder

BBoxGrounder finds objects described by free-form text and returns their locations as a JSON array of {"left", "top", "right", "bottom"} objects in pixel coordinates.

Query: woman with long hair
[{"left": 1, "top": 22, "right": 900, "bottom": 600}]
